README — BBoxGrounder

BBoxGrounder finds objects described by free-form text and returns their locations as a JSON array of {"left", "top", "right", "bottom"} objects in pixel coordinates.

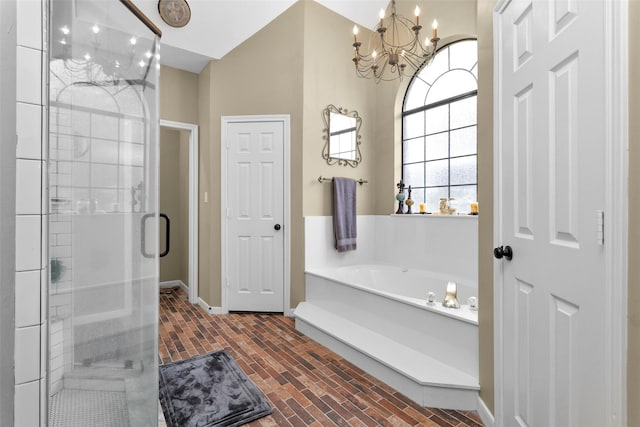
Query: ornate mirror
[{"left": 322, "top": 105, "right": 362, "bottom": 167}]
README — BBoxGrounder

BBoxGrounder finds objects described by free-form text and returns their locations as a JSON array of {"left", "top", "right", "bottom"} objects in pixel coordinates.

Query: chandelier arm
[
  {"left": 402, "top": 54, "right": 427, "bottom": 72},
  {"left": 405, "top": 46, "right": 432, "bottom": 62},
  {"left": 377, "top": 57, "right": 390, "bottom": 80}
]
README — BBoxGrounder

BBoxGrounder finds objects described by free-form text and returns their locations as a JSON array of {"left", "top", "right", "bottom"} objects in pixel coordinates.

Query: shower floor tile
[
  {"left": 49, "top": 389, "right": 129, "bottom": 427},
  {"left": 159, "top": 289, "right": 484, "bottom": 427}
]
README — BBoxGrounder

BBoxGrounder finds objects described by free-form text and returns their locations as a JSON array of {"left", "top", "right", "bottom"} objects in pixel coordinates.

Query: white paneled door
[
  {"left": 495, "top": 0, "right": 612, "bottom": 426},
  {"left": 224, "top": 119, "right": 285, "bottom": 312}
]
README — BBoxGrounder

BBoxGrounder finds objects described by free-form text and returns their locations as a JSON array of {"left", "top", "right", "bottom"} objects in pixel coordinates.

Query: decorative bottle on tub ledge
[{"left": 395, "top": 180, "right": 405, "bottom": 214}]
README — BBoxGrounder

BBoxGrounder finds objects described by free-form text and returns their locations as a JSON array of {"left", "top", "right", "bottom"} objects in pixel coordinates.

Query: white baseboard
[
  {"left": 477, "top": 395, "right": 495, "bottom": 427},
  {"left": 198, "top": 298, "right": 223, "bottom": 314},
  {"left": 160, "top": 280, "right": 188, "bottom": 294},
  {"left": 193, "top": 300, "right": 295, "bottom": 317}
]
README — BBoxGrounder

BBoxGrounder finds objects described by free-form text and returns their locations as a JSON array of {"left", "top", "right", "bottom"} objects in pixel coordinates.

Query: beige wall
[
  {"left": 199, "top": 1, "right": 305, "bottom": 307},
  {"left": 477, "top": 0, "right": 494, "bottom": 413},
  {"left": 179, "top": 131, "right": 190, "bottom": 284},
  {"left": 159, "top": 128, "right": 189, "bottom": 285},
  {"left": 160, "top": 65, "right": 199, "bottom": 124},
  {"left": 302, "top": 1, "right": 377, "bottom": 217},
  {"left": 197, "top": 62, "right": 215, "bottom": 305},
  {"left": 628, "top": 1, "right": 640, "bottom": 424},
  {"left": 196, "top": 0, "right": 410, "bottom": 309},
  {"left": 196, "top": 0, "right": 477, "bottom": 309},
  {"left": 159, "top": 65, "right": 199, "bottom": 288}
]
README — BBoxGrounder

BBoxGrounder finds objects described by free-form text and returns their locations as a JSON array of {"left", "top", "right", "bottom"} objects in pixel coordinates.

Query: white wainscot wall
[{"left": 304, "top": 215, "right": 478, "bottom": 286}]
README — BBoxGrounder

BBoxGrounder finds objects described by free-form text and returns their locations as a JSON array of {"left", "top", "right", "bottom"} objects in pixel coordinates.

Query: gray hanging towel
[{"left": 332, "top": 177, "right": 357, "bottom": 252}]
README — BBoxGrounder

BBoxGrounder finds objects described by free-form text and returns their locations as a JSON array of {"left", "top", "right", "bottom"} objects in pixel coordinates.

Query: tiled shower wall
[
  {"left": 14, "top": 1, "right": 47, "bottom": 426},
  {"left": 48, "top": 76, "right": 73, "bottom": 399}
]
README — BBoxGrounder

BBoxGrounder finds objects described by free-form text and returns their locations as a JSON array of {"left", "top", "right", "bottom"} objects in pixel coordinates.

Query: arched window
[{"left": 402, "top": 39, "right": 478, "bottom": 213}]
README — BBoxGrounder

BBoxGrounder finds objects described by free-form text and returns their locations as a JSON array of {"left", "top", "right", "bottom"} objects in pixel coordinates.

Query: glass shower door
[{"left": 48, "top": 1, "right": 160, "bottom": 425}]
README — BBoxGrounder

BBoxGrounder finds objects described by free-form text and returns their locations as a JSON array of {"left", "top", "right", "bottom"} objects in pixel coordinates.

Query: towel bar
[{"left": 317, "top": 176, "right": 368, "bottom": 185}]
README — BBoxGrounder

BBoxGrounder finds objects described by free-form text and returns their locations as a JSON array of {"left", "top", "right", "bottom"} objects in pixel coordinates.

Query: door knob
[
  {"left": 493, "top": 245, "right": 513, "bottom": 261},
  {"left": 274, "top": 224, "right": 281, "bottom": 231}
]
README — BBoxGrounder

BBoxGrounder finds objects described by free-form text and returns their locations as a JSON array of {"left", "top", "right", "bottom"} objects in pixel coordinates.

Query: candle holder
[
  {"left": 469, "top": 202, "right": 479, "bottom": 215},
  {"left": 405, "top": 186, "right": 414, "bottom": 214}
]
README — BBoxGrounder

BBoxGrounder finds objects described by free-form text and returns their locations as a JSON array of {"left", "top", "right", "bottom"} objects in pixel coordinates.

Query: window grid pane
[
  {"left": 403, "top": 137, "right": 426, "bottom": 163},
  {"left": 402, "top": 39, "right": 478, "bottom": 213}
]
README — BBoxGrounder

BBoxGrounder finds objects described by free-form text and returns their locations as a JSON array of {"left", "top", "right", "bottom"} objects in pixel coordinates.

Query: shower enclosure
[{"left": 48, "top": 1, "right": 160, "bottom": 425}]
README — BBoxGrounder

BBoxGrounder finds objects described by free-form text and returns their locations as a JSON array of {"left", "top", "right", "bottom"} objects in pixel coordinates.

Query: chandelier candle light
[{"left": 352, "top": 0, "right": 440, "bottom": 82}]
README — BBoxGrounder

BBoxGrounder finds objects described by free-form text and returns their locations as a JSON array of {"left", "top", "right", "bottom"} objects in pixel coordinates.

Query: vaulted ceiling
[{"left": 132, "top": 0, "right": 389, "bottom": 73}]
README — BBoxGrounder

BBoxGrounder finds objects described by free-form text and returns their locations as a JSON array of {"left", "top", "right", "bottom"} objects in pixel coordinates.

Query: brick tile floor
[{"left": 159, "top": 289, "right": 484, "bottom": 427}]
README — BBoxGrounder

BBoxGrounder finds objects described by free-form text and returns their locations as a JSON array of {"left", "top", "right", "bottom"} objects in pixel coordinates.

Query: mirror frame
[{"left": 321, "top": 104, "right": 362, "bottom": 167}]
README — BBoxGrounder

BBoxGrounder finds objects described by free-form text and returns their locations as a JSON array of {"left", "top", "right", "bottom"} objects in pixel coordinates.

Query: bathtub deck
[{"left": 295, "top": 302, "right": 480, "bottom": 411}]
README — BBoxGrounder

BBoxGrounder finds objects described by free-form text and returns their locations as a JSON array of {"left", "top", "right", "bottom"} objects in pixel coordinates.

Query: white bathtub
[
  {"left": 306, "top": 264, "right": 478, "bottom": 325},
  {"left": 295, "top": 263, "right": 480, "bottom": 410}
]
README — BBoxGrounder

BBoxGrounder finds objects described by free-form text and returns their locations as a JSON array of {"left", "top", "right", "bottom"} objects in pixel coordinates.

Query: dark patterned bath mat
[{"left": 159, "top": 350, "right": 272, "bottom": 427}]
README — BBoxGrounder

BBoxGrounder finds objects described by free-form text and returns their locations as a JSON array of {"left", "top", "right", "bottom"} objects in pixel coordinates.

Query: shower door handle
[
  {"left": 159, "top": 213, "right": 170, "bottom": 258},
  {"left": 141, "top": 213, "right": 154, "bottom": 258},
  {"left": 141, "top": 213, "right": 170, "bottom": 258}
]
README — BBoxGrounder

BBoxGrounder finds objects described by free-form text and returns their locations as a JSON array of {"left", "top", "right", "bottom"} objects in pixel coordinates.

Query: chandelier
[
  {"left": 352, "top": 0, "right": 440, "bottom": 82},
  {"left": 52, "top": 21, "right": 159, "bottom": 87}
]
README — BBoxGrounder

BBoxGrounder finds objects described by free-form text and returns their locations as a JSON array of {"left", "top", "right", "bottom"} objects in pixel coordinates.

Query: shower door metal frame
[{"left": 47, "top": 0, "right": 162, "bottom": 425}]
